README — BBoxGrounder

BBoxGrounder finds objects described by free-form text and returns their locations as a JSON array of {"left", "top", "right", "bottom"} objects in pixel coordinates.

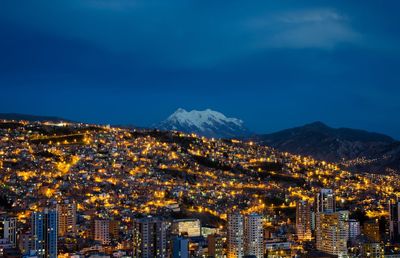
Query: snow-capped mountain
[{"left": 157, "top": 108, "right": 251, "bottom": 138}]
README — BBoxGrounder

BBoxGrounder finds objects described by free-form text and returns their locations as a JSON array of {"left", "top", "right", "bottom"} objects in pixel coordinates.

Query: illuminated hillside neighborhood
[{"left": 1, "top": 120, "right": 400, "bottom": 257}]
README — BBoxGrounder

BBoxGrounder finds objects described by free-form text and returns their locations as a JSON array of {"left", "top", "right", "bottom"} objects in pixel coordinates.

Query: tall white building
[
  {"left": 244, "top": 213, "right": 264, "bottom": 258},
  {"left": 296, "top": 200, "right": 312, "bottom": 241},
  {"left": 57, "top": 200, "right": 77, "bottom": 237},
  {"left": 0, "top": 215, "right": 17, "bottom": 248},
  {"left": 227, "top": 212, "right": 244, "bottom": 258},
  {"left": 316, "top": 210, "right": 349, "bottom": 257}
]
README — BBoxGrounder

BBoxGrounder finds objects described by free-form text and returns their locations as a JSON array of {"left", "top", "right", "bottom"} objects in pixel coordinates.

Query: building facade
[
  {"left": 363, "top": 219, "right": 381, "bottom": 242},
  {"left": 171, "top": 219, "right": 201, "bottom": 237},
  {"left": 348, "top": 219, "right": 361, "bottom": 239},
  {"left": 0, "top": 215, "right": 17, "bottom": 248},
  {"left": 31, "top": 209, "right": 58, "bottom": 258},
  {"left": 316, "top": 210, "right": 349, "bottom": 257},
  {"left": 172, "top": 236, "right": 189, "bottom": 258},
  {"left": 91, "top": 220, "right": 111, "bottom": 245},
  {"left": 296, "top": 200, "right": 312, "bottom": 241},
  {"left": 315, "top": 188, "right": 336, "bottom": 213},
  {"left": 56, "top": 200, "right": 77, "bottom": 237},
  {"left": 362, "top": 242, "right": 383, "bottom": 258},
  {"left": 132, "top": 217, "right": 168, "bottom": 258},
  {"left": 244, "top": 213, "right": 264, "bottom": 258},
  {"left": 389, "top": 199, "right": 400, "bottom": 243},
  {"left": 207, "top": 234, "right": 223, "bottom": 258},
  {"left": 227, "top": 212, "right": 244, "bottom": 258}
]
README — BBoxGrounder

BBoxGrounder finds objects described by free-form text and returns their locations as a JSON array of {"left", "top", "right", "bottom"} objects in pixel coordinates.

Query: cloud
[
  {"left": 0, "top": 2, "right": 362, "bottom": 68},
  {"left": 246, "top": 9, "right": 361, "bottom": 49},
  {"left": 0, "top": 1, "right": 394, "bottom": 68},
  {"left": 278, "top": 9, "right": 345, "bottom": 23},
  {"left": 268, "top": 21, "right": 360, "bottom": 49}
]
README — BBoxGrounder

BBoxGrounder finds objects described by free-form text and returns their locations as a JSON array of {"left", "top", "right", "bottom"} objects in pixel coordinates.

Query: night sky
[{"left": 1, "top": 1, "right": 399, "bottom": 138}]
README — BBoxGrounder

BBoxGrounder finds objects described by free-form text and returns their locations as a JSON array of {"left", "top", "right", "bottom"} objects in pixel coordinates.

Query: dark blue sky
[{"left": 1, "top": 1, "right": 400, "bottom": 138}]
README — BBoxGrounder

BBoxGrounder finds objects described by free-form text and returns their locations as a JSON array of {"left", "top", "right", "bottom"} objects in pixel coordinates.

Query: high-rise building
[
  {"left": 316, "top": 210, "right": 349, "bottom": 257},
  {"left": 296, "top": 200, "right": 312, "bottom": 241},
  {"left": 348, "top": 219, "right": 361, "bottom": 239},
  {"left": 207, "top": 234, "right": 223, "bottom": 258},
  {"left": 315, "top": 189, "right": 336, "bottom": 213},
  {"left": 227, "top": 212, "right": 244, "bottom": 258},
  {"left": 244, "top": 213, "right": 263, "bottom": 258},
  {"left": 171, "top": 219, "right": 201, "bottom": 237},
  {"left": 132, "top": 217, "right": 167, "bottom": 258},
  {"left": 362, "top": 242, "right": 383, "bottom": 258},
  {"left": 56, "top": 200, "right": 77, "bottom": 237},
  {"left": 18, "top": 231, "right": 34, "bottom": 255},
  {"left": 109, "top": 220, "right": 120, "bottom": 239},
  {"left": 91, "top": 220, "right": 110, "bottom": 245},
  {"left": 31, "top": 209, "right": 58, "bottom": 258},
  {"left": 389, "top": 199, "right": 400, "bottom": 243},
  {"left": 172, "top": 236, "right": 189, "bottom": 258},
  {"left": 363, "top": 219, "right": 381, "bottom": 242},
  {"left": 0, "top": 215, "right": 17, "bottom": 248}
]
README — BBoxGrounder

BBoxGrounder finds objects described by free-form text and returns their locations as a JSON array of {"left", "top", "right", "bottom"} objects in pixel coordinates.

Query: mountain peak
[
  {"left": 304, "top": 121, "right": 329, "bottom": 129},
  {"left": 158, "top": 108, "right": 250, "bottom": 138},
  {"left": 172, "top": 108, "right": 187, "bottom": 115}
]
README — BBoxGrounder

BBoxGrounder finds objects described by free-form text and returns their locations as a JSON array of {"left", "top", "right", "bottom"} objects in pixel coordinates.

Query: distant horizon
[{"left": 1, "top": 109, "right": 398, "bottom": 140}]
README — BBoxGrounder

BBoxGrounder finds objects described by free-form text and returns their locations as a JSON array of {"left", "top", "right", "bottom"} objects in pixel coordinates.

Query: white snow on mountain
[{"left": 157, "top": 108, "right": 250, "bottom": 138}]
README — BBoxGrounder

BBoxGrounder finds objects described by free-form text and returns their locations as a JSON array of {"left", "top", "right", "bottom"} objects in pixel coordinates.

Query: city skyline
[
  {"left": 1, "top": 1, "right": 400, "bottom": 257},
  {"left": 1, "top": 1, "right": 400, "bottom": 137}
]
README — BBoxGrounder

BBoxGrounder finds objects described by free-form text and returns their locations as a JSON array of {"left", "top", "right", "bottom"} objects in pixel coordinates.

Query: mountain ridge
[
  {"left": 252, "top": 121, "right": 400, "bottom": 173},
  {"left": 0, "top": 113, "right": 72, "bottom": 123},
  {"left": 263, "top": 121, "right": 395, "bottom": 143},
  {"left": 3, "top": 112, "right": 400, "bottom": 173}
]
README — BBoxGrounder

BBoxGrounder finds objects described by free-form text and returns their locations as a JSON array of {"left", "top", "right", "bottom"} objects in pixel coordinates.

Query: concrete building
[
  {"left": 244, "top": 214, "right": 264, "bottom": 258},
  {"left": 172, "top": 236, "right": 189, "bottom": 258},
  {"left": 265, "top": 240, "right": 291, "bottom": 258},
  {"left": 348, "top": 219, "right": 361, "bottom": 239},
  {"left": 109, "top": 220, "right": 120, "bottom": 239},
  {"left": 227, "top": 212, "right": 244, "bottom": 258},
  {"left": 362, "top": 242, "right": 383, "bottom": 258},
  {"left": 296, "top": 200, "right": 312, "bottom": 241},
  {"left": 56, "top": 200, "right": 77, "bottom": 237},
  {"left": 0, "top": 215, "right": 17, "bottom": 248},
  {"left": 316, "top": 210, "right": 349, "bottom": 257},
  {"left": 31, "top": 209, "right": 58, "bottom": 258},
  {"left": 315, "top": 189, "right": 336, "bottom": 213},
  {"left": 389, "top": 199, "right": 400, "bottom": 243},
  {"left": 91, "top": 220, "right": 111, "bottom": 245},
  {"left": 18, "top": 231, "right": 34, "bottom": 256},
  {"left": 132, "top": 217, "right": 167, "bottom": 258},
  {"left": 171, "top": 219, "right": 201, "bottom": 237},
  {"left": 363, "top": 219, "right": 381, "bottom": 242},
  {"left": 207, "top": 234, "right": 223, "bottom": 258}
]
